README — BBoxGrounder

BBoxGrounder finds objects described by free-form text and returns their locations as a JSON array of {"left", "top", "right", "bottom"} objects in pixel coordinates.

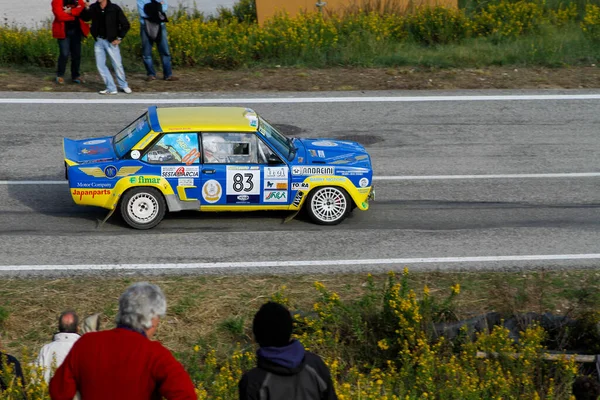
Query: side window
[
  {"left": 142, "top": 133, "right": 200, "bottom": 165},
  {"left": 257, "top": 137, "right": 278, "bottom": 164},
  {"left": 203, "top": 133, "right": 258, "bottom": 164}
]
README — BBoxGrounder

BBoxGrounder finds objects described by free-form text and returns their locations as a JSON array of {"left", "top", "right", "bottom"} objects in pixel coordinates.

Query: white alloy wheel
[
  {"left": 127, "top": 192, "right": 159, "bottom": 224},
  {"left": 120, "top": 187, "right": 166, "bottom": 229},
  {"left": 307, "top": 186, "right": 350, "bottom": 225}
]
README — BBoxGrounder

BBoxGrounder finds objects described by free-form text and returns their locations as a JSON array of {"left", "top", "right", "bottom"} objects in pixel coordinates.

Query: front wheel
[
  {"left": 306, "top": 186, "right": 351, "bottom": 225},
  {"left": 120, "top": 187, "right": 166, "bottom": 230}
]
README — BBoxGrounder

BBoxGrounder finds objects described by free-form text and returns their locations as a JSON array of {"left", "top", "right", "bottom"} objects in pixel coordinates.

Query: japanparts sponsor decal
[
  {"left": 129, "top": 176, "right": 161, "bottom": 184},
  {"left": 291, "top": 182, "right": 309, "bottom": 190},
  {"left": 292, "top": 191, "right": 304, "bottom": 207},
  {"left": 178, "top": 178, "right": 194, "bottom": 187},
  {"left": 339, "top": 168, "right": 370, "bottom": 176},
  {"left": 226, "top": 166, "right": 260, "bottom": 204},
  {"left": 264, "top": 190, "right": 287, "bottom": 203},
  {"left": 79, "top": 166, "right": 142, "bottom": 178},
  {"left": 264, "top": 166, "right": 288, "bottom": 180},
  {"left": 161, "top": 166, "right": 200, "bottom": 178},
  {"left": 75, "top": 182, "right": 113, "bottom": 188},
  {"left": 291, "top": 166, "right": 334, "bottom": 176},
  {"left": 312, "top": 141, "right": 338, "bottom": 147},
  {"left": 202, "top": 180, "right": 222, "bottom": 203},
  {"left": 265, "top": 180, "right": 288, "bottom": 190},
  {"left": 359, "top": 177, "right": 369, "bottom": 187},
  {"left": 83, "top": 139, "right": 106, "bottom": 145},
  {"left": 72, "top": 189, "right": 111, "bottom": 200}
]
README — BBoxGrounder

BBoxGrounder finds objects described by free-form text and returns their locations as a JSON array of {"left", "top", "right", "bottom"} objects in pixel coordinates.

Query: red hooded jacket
[{"left": 51, "top": 0, "right": 90, "bottom": 39}]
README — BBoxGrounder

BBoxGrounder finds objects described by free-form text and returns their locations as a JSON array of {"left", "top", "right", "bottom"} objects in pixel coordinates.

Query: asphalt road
[{"left": 1, "top": 90, "right": 599, "bottom": 276}]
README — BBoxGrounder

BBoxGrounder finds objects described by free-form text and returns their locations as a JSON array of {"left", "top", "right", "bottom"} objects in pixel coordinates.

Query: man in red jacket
[
  {"left": 51, "top": 0, "right": 90, "bottom": 84},
  {"left": 49, "top": 282, "right": 196, "bottom": 400}
]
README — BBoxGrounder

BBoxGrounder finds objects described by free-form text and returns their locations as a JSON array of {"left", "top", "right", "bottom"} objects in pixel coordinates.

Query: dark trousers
[{"left": 57, "top": 27, "right": 82, "bottom": 79}]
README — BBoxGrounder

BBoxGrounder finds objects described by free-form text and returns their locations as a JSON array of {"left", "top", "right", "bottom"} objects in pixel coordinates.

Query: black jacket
[
  {"left": 0, "top": 352, "right": 25, "bottom": 393},
  {"left": 81, "top": 1, "right": 130, "bottom": 42},
  {"left": 239, "top": 340, "right": 338, "bottom": 400}
]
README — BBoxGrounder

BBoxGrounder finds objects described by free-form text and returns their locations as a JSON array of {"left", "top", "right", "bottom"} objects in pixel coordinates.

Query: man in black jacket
[
  {"left": 81, "top": 0, "right": 132, "bottom": 95},
  {"left": 239, "top": 302, "right": 338, "bottom": 400}
]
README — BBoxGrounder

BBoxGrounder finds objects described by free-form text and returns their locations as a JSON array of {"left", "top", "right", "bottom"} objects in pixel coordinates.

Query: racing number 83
[{"left": 232, "top": 173, "right": 254, "bottom": 192}]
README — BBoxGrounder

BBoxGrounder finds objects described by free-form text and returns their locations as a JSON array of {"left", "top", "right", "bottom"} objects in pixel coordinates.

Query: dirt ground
[{"left": 1, "top": 65, "right": 599, "bottom": 92}]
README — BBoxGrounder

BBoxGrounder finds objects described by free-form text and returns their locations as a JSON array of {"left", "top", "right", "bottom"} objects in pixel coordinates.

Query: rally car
[{"left": 64, "top": 106, "right": 374, "bottom": 229}]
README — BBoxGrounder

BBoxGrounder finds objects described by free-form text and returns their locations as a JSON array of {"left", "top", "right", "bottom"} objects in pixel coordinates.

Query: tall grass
[{"left": 1, "top": 0, "right": 599, "bottom": 69}]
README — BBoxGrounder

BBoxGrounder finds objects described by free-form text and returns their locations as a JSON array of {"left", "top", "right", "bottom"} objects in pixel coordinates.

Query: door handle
[{"left": 202, "top": 169, "right": 216, "bottom": 174}]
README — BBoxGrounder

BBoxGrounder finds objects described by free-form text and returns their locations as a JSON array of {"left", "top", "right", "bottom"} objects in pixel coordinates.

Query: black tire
[
  {"left": 306, "top": 186, "right": 350, "bottom": 225},
  {"left": 120, "top": 187, "right": 166, "bottom": 230}
]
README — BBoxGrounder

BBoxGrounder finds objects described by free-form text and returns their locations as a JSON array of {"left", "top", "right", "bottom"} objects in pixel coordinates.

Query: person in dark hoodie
[{"left": 239, "top": 302, "right": 338, "bottom": 400}]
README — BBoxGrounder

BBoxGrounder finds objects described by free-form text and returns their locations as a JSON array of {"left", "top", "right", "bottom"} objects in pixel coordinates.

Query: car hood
[
  {"left": 295, "top": 138, "right": 371, "bottom": 168},
  {"left": 64, "top": 137, "right": 117, "bottom": 164}
]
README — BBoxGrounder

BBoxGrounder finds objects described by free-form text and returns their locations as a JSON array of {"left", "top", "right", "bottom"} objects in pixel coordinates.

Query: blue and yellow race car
[{"left": 64, "top": 106, "right": 374, "bottom": 229}]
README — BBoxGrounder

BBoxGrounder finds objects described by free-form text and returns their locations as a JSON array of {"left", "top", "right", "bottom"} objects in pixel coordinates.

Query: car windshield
[
  {"left": 257, "top": 117, "right": 295, "bottom": 161},
  {"left": 113, "top": 113, "right": 151, "bottom": 158}
]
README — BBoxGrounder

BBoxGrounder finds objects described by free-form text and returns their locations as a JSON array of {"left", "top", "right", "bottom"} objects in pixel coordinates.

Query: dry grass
[{"left": 0, "top": 269, "right": 598, "bottom": 356}]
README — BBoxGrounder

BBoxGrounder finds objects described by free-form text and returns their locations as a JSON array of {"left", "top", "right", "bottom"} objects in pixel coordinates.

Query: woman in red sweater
[{"left": 51, "top": 0, "right": 90, "bottom": 84}]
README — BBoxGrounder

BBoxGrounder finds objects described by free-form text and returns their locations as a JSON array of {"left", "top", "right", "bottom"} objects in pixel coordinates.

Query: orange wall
[{"left": 256, "top": 0, "right": 458, "bottom": 24}]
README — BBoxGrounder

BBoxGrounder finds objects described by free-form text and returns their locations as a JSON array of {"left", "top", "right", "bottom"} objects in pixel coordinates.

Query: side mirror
[{"left": 267, "top": 154, "right": 283, "bottom": 165}]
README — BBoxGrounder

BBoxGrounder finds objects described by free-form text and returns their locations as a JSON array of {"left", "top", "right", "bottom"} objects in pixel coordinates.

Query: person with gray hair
[
  {"left": 49, "top": 282, "right": 196, "bottom": 400},
  {"left": 36, "top": 310, "right": 80, "bottom": 383}
]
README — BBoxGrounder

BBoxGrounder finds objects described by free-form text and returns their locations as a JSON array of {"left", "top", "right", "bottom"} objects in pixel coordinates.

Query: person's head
[
  {"left": 572, "top": 376, "right": 600, "bottom": 400},
  {"left": 81, "top": 313, "right": 102, "bottom": 334},
  {"left": 252, "top": 302, "right": 293, "bottom": 348},
  {"left": 116, "top": 282, "right": 166, "bottom": 339},
  {"left": 58, "top": 310, "right": 79, "bottom": 334}
]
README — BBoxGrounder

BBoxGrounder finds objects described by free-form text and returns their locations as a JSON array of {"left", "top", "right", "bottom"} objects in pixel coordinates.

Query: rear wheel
[
  {"left": 306, "top": 186, "right": 350, "bottom": 225},
  {"left": 120, "top": 187, "right": 166, "bottom": 230}
]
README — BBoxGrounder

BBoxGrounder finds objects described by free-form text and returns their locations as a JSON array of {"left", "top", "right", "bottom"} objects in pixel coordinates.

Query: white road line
[
  {"left": 2, "top": 172, "right": 600, "bottom": 185},
  {"left": 1, "top": 94, "right": 600, "bottom": 105},
  {"left": 2, "top": 253, "right": 600, "bottom": 271}
]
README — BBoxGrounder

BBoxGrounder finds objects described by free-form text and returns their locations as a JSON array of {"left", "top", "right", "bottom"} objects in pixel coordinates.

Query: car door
[
  {"left": 141, "top": 132, "right": 201, "bottom": 205},
  {"left": 199, "top": 132, "right": 290, "bottom": 207}
]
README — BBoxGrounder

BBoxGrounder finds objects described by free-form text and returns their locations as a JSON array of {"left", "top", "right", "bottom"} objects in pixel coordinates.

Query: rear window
[{"left": 114, "top": 113, "right": 151, "bottom": 158}]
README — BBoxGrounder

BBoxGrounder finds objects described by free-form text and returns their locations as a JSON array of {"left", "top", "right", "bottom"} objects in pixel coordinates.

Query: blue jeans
[
  {"left": 57, "top": 28, "right": 82, "bottom": 79},
  {"left": 141, "top": 23, "right": 173, "bottom": 79},
  {"left": 94, "top": 38, "right": 128, "bottom": 92}
]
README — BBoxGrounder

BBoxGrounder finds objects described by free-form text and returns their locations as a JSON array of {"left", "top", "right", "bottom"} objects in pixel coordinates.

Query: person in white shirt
[{"left": 36, "top": 310, "right": 80, "bottom": 383}]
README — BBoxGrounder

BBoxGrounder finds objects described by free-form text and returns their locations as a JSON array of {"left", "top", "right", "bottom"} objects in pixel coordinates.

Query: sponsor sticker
[
  {"left": 291, "top": 166, "right": 334, "bottom": 176},
  {"left": 130, "top": 150, "right": 140, "bottom": 160},
  {"left": 237, "top": 195, "right": 250, "bottom": 201},
  {"left": 359, "top": 177, "right": 369, "bottom": 187},
  {"left": 161, "top": 166, "right": 200, "bottom": 178},
  {"left": 291, "top": 182, "right": 309, "bottom": 190},
  {"left": 72, "top": 189, "right": 111, "bottom": 201},
  {"left": 317, "top": 150, "right": 325, "bottom": 158},
  {"left": 265, "top": 180, "right": 288, "bottom": 190},
  {"left": 129, "top": 176, "right": 161, "bottom": 184},
  {"left": 312, "top": 140, "right": 337, "bottom": 147},
  {"left": 178, "top": 178, "right": 194, "bottom": 187},
  {"left": 264, "top": 190, "right": 287, "bottom": 203},
  {"left": 104, "top": 165, "right": 118, "bottom": 178},
  {"left": 202, "top": 180, "right": 222, "bottom": 203},
  {"left": 308, "top": 176, "right": 346, "bottom": 183},
  {"left": 292, "top": 191, "right": 304, "bottom": 207},
  {"left": 75, "top": 182, "right": 113, "bottom": 188},
  {"left": 265, "top": 166, "right": 288, "bottom": 179},
  {"left": 83, "top": 139, "right": 106, "bottom": 145}
]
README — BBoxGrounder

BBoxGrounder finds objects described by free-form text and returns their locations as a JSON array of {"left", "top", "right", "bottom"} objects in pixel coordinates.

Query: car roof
[{"left": 149, "top": 106, "right": 259, "bottom": 133}]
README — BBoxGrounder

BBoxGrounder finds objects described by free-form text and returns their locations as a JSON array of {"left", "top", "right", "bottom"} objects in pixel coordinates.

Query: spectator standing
[
  {"left": 137, "top": 0, "right": 178, "bottom": 81},
  {"left": 51, "top": 0, "right": 90, "bottom": 84},
  {"left": 80, "top": 313, "right": 101, "bottom": 334},
  {"left": 36, "top": 310, "right": 80, "bottom": 383},
  {"left": 49, "top": 282, "right": 196, "bottom": 400},
  {"left": 80, "top": 0, "right": 132, "bottom": 95},
  {"left": 239, "top": 302, "right": 338, "bottom": 400},
  {"left": 0, "top": 334, "right": 25, "bottom": 394}
]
